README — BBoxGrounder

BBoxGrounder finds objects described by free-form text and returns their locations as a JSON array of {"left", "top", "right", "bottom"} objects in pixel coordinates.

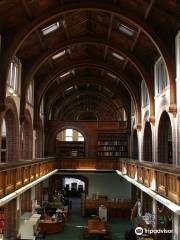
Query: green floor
[{"left": 46, "top": 213, "right": 133, "bottom": 240}]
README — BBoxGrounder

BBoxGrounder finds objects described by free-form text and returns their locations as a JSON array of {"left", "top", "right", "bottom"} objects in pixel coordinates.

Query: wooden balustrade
[
  {"left": 59, "top": 158, "right": 180, "bottom": 205},
  {"left": 117, "top": 159, "right": 180, "bottom": 205},
  {"left": 59, "top": 158, "right": 117, "bottom": 170},
  {"left": 0, "top": 158, "right": 56, "bottom": 199},
  {"left": 0, "top": 156, "right": 179, "bottom": 207}
]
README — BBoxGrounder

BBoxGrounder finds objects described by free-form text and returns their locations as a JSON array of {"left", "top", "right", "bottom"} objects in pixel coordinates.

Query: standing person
[{"left": 131, "top": 198, "right": 142, "bottom": 226}]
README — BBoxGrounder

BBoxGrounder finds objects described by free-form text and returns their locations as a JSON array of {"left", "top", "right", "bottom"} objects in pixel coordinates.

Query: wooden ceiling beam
[
  {"left": 53, "top": 91, "right": 121, "bottom": 120},
  {"left": 34, "top": 60, "right": 141, "bottom": 123},
  {"left": 46, "top": 76, "right": 126, "bottom": 111},
  {"left": 21, "top": 0, "right": 32, "bottom": 20},
  {"left": 123, "top": 0, "right": 155, "bottom": 72},
  {"left": 103, "top": 0, "right": 117, "bottom": 61},
  {"left": 103, "top": 13, "right": 114, "bottom": 61},
  {"left": 144, "top": 0, "right": 155, "bottom": 20},
  {"left": 21, "top": 0, "right": 51, "bottom": 68},
  {"left": 62, "top": 16, "right": 73, "bottom": 61},
  {"left": 1, "top": 2, "right": 175, "bottom": 116},
  {"left": 87, "top": 10, "right": 91, "bottom": 31}
]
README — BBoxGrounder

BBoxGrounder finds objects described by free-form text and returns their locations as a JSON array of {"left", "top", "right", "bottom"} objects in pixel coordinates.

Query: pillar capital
[
  {"left": 149, "top": 115, "right": 155, "bottom": 125},
  {"left": 168, "top": 104, "right": 177, "bottom": 117},
  {"left": 136, "top": 123, "right": 142, "bottom": 131}
]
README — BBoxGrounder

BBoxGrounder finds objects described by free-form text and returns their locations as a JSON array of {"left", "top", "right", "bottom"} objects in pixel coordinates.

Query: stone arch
[
  {"left": 45, "top": 123, "right": 90, "bottom": 157},
  {"left": 55, "top": 126, "right": 87, "bottom": 158},
  {"left": 60, "top": 174, "right": 89, "bottom": 195},
  {"left": 21, "top": 109, "right": 33, "bottom": 159},
  {"left": 143, "top": 121, "right": 152, "bottom": 162},
  {"left": 0, "top": 97, "right": 19, "bottom": 162},
  {"left": 158, "top": 111, "right": 173, "bottom": 164}
]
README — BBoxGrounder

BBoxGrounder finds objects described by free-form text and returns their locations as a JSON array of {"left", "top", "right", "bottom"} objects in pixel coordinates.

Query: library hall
[{"left": 0, "top": 0, "right": 180, "bottom": 240}]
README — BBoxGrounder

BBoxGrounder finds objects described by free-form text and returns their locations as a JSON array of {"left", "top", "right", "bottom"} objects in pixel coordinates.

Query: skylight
[
  {"left": 119, "top": 24, "right": 134, "bottom": 36},
  {"left": 52, "top": 50, "right": 66, "bottom": 60},
  {"left": 60, "top": 71, "right": 71, "bottom": 78},
  {"left": 41, "top": 22, "right": 60, "bottom": 35},
  {"left": 107, "top": 72, "right": 116, "bottom": 79},
  {"left": 112, "top": 52, "right": 124, "bottom": 61},
  {"left": 65, "top": 86, "right": 73, "bottom": 92}
]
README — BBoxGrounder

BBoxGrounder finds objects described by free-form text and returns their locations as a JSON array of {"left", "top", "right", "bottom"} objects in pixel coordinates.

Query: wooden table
[
  {"left": 87, "top": 219, "right": 107, "bottom": 235},
  {"left": 39, "top": 219, "right": 65, "bottom": 234}
]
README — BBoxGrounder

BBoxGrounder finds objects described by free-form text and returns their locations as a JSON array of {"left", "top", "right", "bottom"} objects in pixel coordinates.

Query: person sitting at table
[
  {"left": 42, "top": 211, "right": 50, "bottom": 220},
  {"left": 51, "top": 213, "right": 56, "bottom": 221},
  {"left": 56, "top": 208, "right": 65, "bottom": 221}
]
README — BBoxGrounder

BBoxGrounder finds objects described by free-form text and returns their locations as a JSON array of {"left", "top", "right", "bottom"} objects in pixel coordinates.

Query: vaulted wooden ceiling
[{"left": 0, "top": 0, "right": 179, "bottom": 124}]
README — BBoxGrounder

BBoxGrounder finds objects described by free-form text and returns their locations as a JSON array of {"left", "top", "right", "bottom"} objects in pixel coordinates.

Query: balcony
[
  {"left": 58, "top": 158, "right": 180, "bottom": 206},
  {"left": 0, "top": 157, "right": 180, "bottom": 208},
  {"left": 0, "top": 158, "right": 57, "bottom": 202},
  {"left": 118, "top": 159, "right": 180, "bottom": 205}
]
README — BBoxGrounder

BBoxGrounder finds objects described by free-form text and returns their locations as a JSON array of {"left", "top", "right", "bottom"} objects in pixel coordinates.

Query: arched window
[
  {"left": 141, "top": 80, "right": 149, "bottom": 107},
  {"left": 27, "top": 82, "right": 33, "bottom": 105},
  {"left": 7, "top": 57, "right": 21, "bottom": 95},
  {"left": 56, "top": 129, "right": 85, "bottom": 158},
  {"left": 155, "top": 58, "right": 168, "bottom": 95}
]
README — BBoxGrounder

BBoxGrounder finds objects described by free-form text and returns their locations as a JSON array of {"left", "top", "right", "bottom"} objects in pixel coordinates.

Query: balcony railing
[
  {"left": 1, "top": 157, "right": 180, "bottom": 206},
  {"left": 58, "top": 158, "right": 180, "bottom": 205},
  {"left": 0, "top": 158, "right": 57, "bottom": 199},
  {"left": 118, "top": 159, "right": 180, "bottom": 205}
]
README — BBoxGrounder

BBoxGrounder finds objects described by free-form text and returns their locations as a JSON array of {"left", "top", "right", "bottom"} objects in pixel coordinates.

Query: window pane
[
  {"left": 66, "top": 129, "right": 73, "bottom": 136},
  {"left": 66, "top": 136, "right": 72, "bottom": 141},
  {"left": 78, "top": 136, "right": 84, "bottom": 142}
]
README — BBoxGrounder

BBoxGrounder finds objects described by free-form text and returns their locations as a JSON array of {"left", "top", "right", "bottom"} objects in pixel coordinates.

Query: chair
[{"left": 82, "top": 227, "right": 90, "bottom": 240}]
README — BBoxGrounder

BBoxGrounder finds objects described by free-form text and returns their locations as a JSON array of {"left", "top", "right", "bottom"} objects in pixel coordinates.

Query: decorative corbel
[{"left": 168, "top": 104, "right": 177, "bottom": 117}]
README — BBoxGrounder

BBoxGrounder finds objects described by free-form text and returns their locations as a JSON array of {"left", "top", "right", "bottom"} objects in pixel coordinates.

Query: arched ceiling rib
[
  {"left": 34, "top": 61, "right": 141, "bottom": 124},
  {"left": 44, "top": 76, "right": 131, "bottom": 120},
  {"left": 51, "top": 87, "right": 125, "bottom": 121},
  {"left": 0, "top": 1, "right": 179, "bottom": 125}
]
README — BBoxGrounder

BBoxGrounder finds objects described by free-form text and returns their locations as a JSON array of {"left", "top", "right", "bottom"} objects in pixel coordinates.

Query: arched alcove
[
  {"left": 56, "top": 128, "right": 86, "bottom": 158},
  {"left": 21, "top": 110, "right": 33, "bottom": 160},
  {"left": 2, "top": 97, "right": 19, "bottom": 162},
  {"left": 132, "top": 129, "right": 139, "bottom": 160},
  {"left": 158, "top": 111, "right": 173, "bottom": 164},
  {"left": 143, "top": 121, "right": 152, "bottom": 162}
]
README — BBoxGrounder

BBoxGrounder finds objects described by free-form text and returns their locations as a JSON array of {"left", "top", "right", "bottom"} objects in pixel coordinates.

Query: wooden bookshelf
[
  {"left": 97, "top": 133, "right": 128, "bottom": 158},
  {"left": 56, "top": 141, "right": 85, "bottom": 158}
]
